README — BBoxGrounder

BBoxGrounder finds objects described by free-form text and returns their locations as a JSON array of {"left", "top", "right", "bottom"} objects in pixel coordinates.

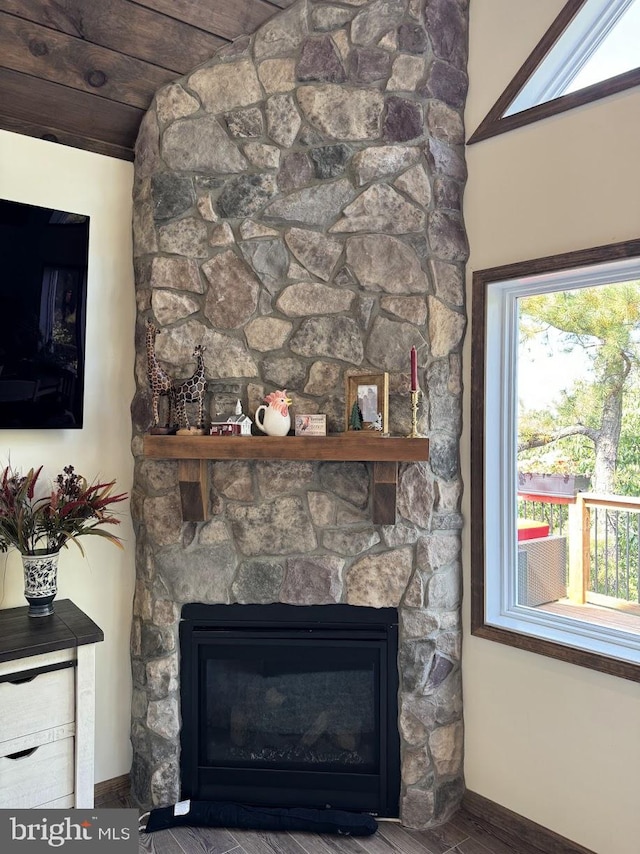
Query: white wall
[
  {"left": 0, "top": 130, "right": 136, "bottom": 785},
  {"left": 463, "top": 4, "right": 640, "bottom": 853}
]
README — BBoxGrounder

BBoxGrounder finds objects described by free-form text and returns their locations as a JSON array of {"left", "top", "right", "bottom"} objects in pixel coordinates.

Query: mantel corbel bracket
[
  {"left": 178, "top": 459, "right": 209, "bottom": 522},
  {"left": 372, "top": 461, "right": 398, "bottom": 525},
  {"left": 177, "top": 458, "right": 398, "bottom": 525}
]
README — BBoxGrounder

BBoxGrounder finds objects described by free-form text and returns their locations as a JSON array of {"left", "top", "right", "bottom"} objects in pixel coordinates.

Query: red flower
[{"left": 0, "top": 464, "right": 128, "bottom": 555}]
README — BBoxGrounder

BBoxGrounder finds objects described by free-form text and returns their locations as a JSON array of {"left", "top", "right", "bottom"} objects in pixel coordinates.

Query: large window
[{"left": 471, "top": 239, "right": 640, "bottom": 680}]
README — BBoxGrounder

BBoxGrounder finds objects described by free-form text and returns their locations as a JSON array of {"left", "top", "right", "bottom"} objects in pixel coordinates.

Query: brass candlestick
[{"left": 407, "top": 389, "right": 422, "bottom": 438}]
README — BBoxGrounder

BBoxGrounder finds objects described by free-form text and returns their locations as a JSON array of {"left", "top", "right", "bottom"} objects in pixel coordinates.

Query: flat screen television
[{"left": 0, "top": 198, "right": 90, "bottom": 429}]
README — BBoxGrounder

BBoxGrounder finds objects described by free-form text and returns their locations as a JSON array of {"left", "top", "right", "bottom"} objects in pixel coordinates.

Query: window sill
[{"left": 472, "top": 618, "right": 640, "bottom": 682}]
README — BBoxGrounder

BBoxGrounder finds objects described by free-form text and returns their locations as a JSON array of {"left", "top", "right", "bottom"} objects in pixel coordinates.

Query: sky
[
  {"left": 566, "top": 0, "right": 640, "bottom": 92},
  {"left": 517, "top": 323, "right": 593, "bottom": 412}
]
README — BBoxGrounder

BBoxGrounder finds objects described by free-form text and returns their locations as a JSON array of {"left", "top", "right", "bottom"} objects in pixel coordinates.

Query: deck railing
[{"left": 518, "top": 493, "right": 640, "bottom": 606}]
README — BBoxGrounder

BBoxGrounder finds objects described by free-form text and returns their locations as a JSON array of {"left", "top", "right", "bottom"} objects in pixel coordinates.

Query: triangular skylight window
[{"left": 469, "top": 0, "right": 640, "bottom": 143}]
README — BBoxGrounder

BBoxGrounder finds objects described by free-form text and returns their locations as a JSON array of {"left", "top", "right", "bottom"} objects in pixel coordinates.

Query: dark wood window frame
[
  {"left": 471, "top": 237, "right": 640, "bottom": 683},
  {"left": 468, "top": 0, "right": 640, "bottom": 144}
]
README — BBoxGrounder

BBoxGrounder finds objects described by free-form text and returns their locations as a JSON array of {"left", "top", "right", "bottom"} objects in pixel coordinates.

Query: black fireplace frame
[{"left": 179, "top": 603, "right": 400, "bottom": 816}]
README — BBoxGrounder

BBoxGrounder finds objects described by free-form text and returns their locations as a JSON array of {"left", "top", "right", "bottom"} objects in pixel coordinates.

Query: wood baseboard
[
  {"left": 462, "top": 791, "right": 596, "bottom": 854},
  {"left": 94, "top": 773, "right": 131, "bottom": 807}
]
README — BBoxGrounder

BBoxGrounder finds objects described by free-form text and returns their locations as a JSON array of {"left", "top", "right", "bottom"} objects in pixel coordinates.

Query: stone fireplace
[{"left": 130, "top": 0, "right": 467, "bottom": 829}]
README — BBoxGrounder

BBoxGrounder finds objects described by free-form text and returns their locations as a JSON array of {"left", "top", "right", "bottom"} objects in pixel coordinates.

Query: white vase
[
  {"left": 22, "top": 551, "right": 60, "bottom": 617},
  {"left": 254, "top": 405, "right": 291, "bottom": 437}
]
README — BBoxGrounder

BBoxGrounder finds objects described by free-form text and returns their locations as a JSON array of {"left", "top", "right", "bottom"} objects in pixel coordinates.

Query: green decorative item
[{"left": 349, "top": 401, "right": 363, "bottom": 431}]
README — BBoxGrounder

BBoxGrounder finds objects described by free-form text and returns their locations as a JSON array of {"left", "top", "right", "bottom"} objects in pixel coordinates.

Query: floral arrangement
[{"left": 0, "top": 464, "right": 127, "bottom": 556}]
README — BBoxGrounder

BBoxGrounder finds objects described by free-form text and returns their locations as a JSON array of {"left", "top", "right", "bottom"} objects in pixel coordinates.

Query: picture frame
[{"left": 345, "top": 372, "right": 389, "bottom": 434}]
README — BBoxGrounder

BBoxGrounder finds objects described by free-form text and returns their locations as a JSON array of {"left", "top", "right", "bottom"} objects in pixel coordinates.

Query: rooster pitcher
[{"left": 255, "top": 389, "right": 292, "bottom": 436}]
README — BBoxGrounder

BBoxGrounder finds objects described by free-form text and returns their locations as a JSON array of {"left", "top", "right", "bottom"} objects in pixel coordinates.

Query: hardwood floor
[
  {"left": 538, "top": 596, "right": 640, "bottom": 634},
  {"left": 96, "top": 788, "right": 591, "bottom": 853},
  {"left": 125, "top": 807, "right": 564, "bottom": 854},
  {"left": 136, "top": 817, "right": 500, "bottom": 854}
]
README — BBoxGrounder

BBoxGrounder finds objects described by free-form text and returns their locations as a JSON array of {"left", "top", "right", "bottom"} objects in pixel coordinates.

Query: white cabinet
[{"left": 0, "top": 601, "right": 102, "bottom": 809}]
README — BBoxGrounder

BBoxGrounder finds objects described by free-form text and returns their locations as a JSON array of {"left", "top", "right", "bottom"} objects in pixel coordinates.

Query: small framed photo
[
  {"left": 345, "top": 372, "right": 389, "bottom": 434},
  {"left": 295, "top": 414, "right": 327, "bottom": 436}
]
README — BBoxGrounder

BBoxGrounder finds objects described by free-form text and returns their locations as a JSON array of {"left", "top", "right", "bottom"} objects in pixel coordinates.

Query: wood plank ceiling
[{"left": 0, "top": 0, "right": 295, "bottom": 161}]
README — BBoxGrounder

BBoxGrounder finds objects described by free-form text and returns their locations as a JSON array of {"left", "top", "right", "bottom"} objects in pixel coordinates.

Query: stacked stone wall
[{"left": 130, "top": 0, "right": 468, "bottom": 827}]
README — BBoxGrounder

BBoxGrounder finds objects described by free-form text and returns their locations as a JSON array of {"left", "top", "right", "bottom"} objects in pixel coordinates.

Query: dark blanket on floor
[{"left": 142, "top": 801, "right": 378, "bottom": 836}]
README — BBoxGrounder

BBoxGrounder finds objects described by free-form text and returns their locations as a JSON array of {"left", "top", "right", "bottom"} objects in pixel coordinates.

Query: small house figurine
[{"left": 210, "top": 400, "right": 252, "bottom": 436}]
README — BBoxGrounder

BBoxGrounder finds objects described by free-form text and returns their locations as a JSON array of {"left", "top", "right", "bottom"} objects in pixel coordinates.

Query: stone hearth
[{"left": 130, "top": 0, "right": 467, "bottom": 829}]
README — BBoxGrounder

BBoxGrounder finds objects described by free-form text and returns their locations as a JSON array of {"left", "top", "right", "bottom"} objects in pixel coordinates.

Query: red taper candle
[{"left": 410, "top": 346, "right": 418, "bottom": 391}]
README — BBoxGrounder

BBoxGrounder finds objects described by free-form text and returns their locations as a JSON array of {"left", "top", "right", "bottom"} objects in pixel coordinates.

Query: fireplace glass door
[{"left": 180, "top": 604, "right": 399, "bottom": 816}]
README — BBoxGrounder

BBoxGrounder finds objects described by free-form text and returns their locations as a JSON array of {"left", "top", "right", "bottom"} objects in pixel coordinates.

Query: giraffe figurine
[
  {"left": 174, "top": 345, "right": 207, "bottom": 431},
  {"left": 145, "top": 319, "right": 175, "bottom": 429}
]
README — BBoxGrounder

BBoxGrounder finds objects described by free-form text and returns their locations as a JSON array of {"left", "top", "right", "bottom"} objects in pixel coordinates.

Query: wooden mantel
[{"left": 143, "top": 434, "right": 429, "bottom": 524}]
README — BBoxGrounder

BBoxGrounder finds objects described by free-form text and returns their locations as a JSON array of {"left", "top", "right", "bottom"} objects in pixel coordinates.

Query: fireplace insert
[{"left": 180, "top": 603, "right": 400, "bottom": 816}]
